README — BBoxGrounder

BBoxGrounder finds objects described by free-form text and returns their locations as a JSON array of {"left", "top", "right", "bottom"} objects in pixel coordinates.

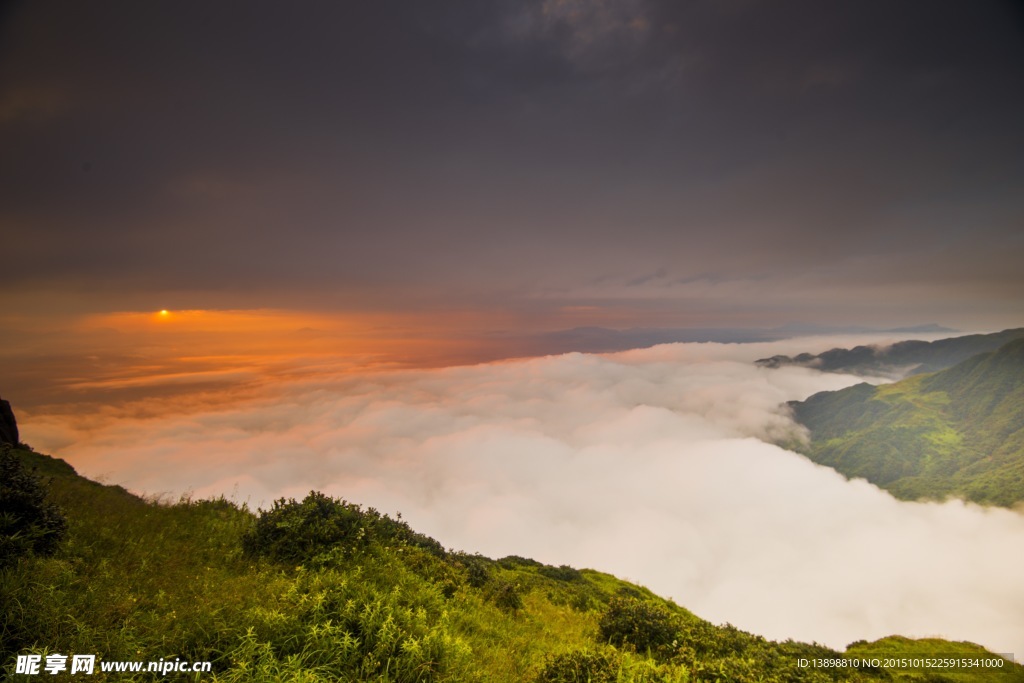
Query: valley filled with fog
[{"left": 24, "top": 336, "right": 1024, "bottom": 656}]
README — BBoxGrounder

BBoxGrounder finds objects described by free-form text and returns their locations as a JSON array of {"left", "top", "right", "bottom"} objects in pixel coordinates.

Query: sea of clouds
[{"left": 26, "top": 336, "right": 1024, "bottom": 655}]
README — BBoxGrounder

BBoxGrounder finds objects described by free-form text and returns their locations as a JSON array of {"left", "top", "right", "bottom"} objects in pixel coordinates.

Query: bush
[
  {"left": 452, "top": 552, "right": 493, "bottom": 588},
  {"left": 0, "top": 445, "right": 67, "bottom": 567},
  {"left": 536, "top": 649, "right": 621, "bottom": 683},
  {"left": 241, "top": 491, "right": 444, "bottom": 564},
  {"left": 498, "top": 554, "right": 542, "bottom": 569},
  {"left": 538, "top": 564, "right": 583, "bottom": 582},
  {"left": 675, "top": 620, "right": 758, "bottom": 659},
  {"left": 487, "top": 579, "right": 524, "bottom": 612},
  {"left": 598, "top": 598, "right": 679, "bottom": 654}
]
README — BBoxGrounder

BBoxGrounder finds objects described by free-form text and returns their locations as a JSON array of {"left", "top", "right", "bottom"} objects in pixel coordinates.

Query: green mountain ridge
[
  {"left": 757, "top": 328, "right": 1024, "bottom": 378},
  {"left": 788, "top": 338, "right": 1024, "bottom": 506},
  {"left": 3, "top": 445, "right": 1020, "bottom": 682}
]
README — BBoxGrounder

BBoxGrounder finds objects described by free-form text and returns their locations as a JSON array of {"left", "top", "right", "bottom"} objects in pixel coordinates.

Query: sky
[
  {"left": 1, "top": 0, "right": 1023, "bottom": 339},
  {"left": 2, "top": 0, "right": 1024, "bottom": 659}
]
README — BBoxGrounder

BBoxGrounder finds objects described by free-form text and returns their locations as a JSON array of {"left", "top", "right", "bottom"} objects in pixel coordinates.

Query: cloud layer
[
  {"left": 2, "top": 2, "right": 1023, "bottom": 328},
  {"left": 26, "top": 337, "right": 1024, "bottom": 655}
]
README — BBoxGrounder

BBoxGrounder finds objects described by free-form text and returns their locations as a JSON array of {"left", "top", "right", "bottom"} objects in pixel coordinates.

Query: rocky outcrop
[{"left": 0, "top": 395, "right": 19, "bottom": 446}]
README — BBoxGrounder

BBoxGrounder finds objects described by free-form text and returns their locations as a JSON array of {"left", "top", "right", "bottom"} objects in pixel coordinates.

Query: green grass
[
  {"left": 3, "top": 446, "right": 1020, "bottom": 682},
  {"left": 847, "top": 637, "right": 1023, "bottom": 683}
]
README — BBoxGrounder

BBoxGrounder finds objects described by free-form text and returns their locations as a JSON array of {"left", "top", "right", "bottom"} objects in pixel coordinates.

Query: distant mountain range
[
  {"left": 757, "top": 328, "right": 1024, "bottom": 378},
  {"left": 518, "top": 322, "right": 958, "bottom": 356},
  {"left": 787, "top": 337, "right": 1024, "bottom": 506}
]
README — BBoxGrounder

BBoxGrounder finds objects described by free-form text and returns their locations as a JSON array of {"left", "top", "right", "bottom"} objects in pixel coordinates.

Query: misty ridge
[
  {"left": 17, "top": 332, "right": 1024, "bottom": 659},
  {"left": 785, "top": 334, "right": 1024, "bottom": 508},
  {"left": 755, "top": 327, "right": 1024, "bottom": 379}
]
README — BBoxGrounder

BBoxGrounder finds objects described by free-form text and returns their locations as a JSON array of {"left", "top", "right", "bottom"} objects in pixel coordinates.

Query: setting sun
[{"left": 159, "top": 310, "right": 169, "bottom": 317}]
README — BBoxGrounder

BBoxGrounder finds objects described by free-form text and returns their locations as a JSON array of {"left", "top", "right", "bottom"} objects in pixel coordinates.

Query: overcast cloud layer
[
  {"left": 25, "top": 337, "right": 1024, "bottom": 655},
  {"left": 1, "top": 1, "right": 1023, "bottom": 328}
]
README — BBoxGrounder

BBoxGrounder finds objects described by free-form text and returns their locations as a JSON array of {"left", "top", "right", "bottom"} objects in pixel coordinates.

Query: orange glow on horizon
[
  {"left": 17, "top": 303, "right": 691, "bottom": 411},
  {"left": 5, "top": 304, "right": 709, "bottom": 413},
  {"left": 63, "top": 308, "right": 528, "bottom": 396},
  {"left": 82, "top": 307, "right": 552, "bottom": 337}
]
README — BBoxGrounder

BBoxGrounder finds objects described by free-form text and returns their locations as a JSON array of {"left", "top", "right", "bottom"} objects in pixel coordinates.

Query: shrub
[
  {"left": 536, "top": 649, "right": 621, "bottom": 683},
  {"left": 487, "top": 579, "right": 524, "bottom": 612},
  {"left": 0, "top": 445, "right": 67, "bottom": 567},
  {"left": 538, "top": 564, "right": 583, "bottom": 582},
  {"left": 675, "top": 620, "right": 758, "bottom": 659},
  {"left": 241, "top": 491, "right": 444, "bottom": 564},
  {"left": 498, "top": 554, "right": 542, "bottom": 569},
  {"left": 451, "top": 552, "right": 493, "bottom": 588},
  {"left": 598, "top": 598, "right": 679, "bottom": 654}
]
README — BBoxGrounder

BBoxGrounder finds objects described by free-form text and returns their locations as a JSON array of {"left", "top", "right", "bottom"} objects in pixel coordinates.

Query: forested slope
[{"left": 789, "top": 339, "right": 1024, "bottom": 506}]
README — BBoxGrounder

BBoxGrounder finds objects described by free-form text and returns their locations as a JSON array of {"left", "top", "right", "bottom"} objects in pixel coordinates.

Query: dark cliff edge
[{"left": 0, "top": 395, "right": 19, "bottom": 446}]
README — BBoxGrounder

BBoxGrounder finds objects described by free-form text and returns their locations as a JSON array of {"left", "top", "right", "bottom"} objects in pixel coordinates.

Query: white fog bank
[{"left": 26, "top": 336, "right": 1024, "bottom": 655}]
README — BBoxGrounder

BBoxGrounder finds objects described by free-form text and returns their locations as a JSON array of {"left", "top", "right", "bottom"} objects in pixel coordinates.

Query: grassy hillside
[
  {"left": 2, "top": 446, "right": 1021, "bottom": 682},
  {"left": 789, "top": 338, "right": 1024, "bottom": 506},
  {"left": 757, "top": 328, "right": 1024, "bottom": 378}
]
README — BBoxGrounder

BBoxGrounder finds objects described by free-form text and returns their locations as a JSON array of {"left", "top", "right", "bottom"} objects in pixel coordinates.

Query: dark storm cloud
[{"left": 1, "top": 0, "right": 1022, "bottom": 324}]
